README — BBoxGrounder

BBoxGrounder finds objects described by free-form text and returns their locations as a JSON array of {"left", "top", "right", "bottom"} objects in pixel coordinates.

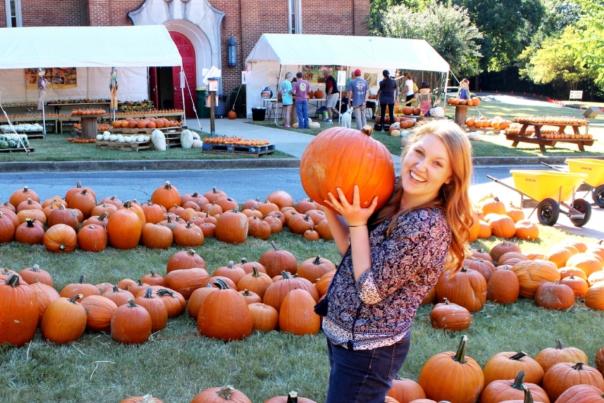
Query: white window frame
[
  {"left": 287, "top": 0, "right": 302, "bottom": 34},
  {"left": 5, "top": 0, "right": 23, "bottom": 27}
]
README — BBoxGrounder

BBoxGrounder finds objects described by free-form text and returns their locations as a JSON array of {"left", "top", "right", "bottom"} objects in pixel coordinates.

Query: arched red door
[{"left": 170, "top": 31, "right": 197, "bottom": 118}]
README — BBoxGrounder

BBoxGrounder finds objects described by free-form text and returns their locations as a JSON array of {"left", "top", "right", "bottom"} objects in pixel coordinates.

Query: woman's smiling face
[{"left": 401, "top": 133, "right": 453, "bottom": 203}]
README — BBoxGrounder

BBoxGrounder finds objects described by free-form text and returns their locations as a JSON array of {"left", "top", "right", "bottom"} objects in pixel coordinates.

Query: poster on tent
[
  {"left": 301, "top": 66, "right": 340, "bottom": 84},
  {"left": 25, "top": 68, "right": 77, "bottom": 89}
]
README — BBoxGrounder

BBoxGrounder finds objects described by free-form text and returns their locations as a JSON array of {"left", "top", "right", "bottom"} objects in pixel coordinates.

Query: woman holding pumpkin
[{"left": 319, "top": 120, "right": 474, "bottom": 403}]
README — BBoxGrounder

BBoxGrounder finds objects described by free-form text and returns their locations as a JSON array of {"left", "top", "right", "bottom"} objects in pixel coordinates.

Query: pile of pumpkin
[
  {"left": 202, "top": 136, "right": 270, "bottom": 147},
  {"left": 71, "top": 108, "right": 107, "bottom": 116},
  {"left": 466, "top": 117, "right": 511, "bottom": 131},
  {"left": 393, "top": 105, "right": 421, "bottom": 116},
  {"left": 447, "top": 97, "right": 481, "bottom": 106},
  {"left": 306, "top": 89, "right": 325, "bottom": 99},
  {"left": 426, "top": 239, "right": 604, "bottom": 332},
  {"left": 121, "top": 388, "right": 317, "bottom": 403},
  {"left": 384, "top": 335, "right": 604, "bottom": 403},
  {"left": 111, "top": 118, "right": 181, "bottom": 130},
  {"left": 0, "top": 243, "right": 336, "bottom": 346},
  {"left": 513, "top": 116, "right": 588, "bottom": 126},
  {"left": 468, "top": 196, "right": 540, "bottom": 242},
  {"left": 0, "top": 183, "right": 334, "bottom": 253}
]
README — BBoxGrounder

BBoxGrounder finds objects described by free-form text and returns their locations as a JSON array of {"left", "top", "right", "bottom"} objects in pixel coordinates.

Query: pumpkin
[
  {"left": 491, "top": 241, "right": 522, "bottom": 262},
  {"left": 559, "top": 266, "right": 587, "bottom": 280},
  {"left": 515, "top": 220, "right": 539, "bottom": 240},
  {"left": 43, "top": 224, "right": 77, "bottom": 253},
  {"left": 264, "top": 391, "right": 317, "bottom": 402},
  {"left": 287, "top": 213, "right": 315, "bottom": 234},
  {"left": 547, "top": 247, "right": 574, "bottom": 268},
  {"left": 9, "top": 186, "right": 40, "bottom": 207},
  {"left": 191, "top": 386, "right": 252, "bottom": 403},
  {"left": 417, "top": 336, "right": 484, "bottom": 403},
  {"left": 430, "top": 299, "right": 472, "bottom": 331},
  {"left": 486, "top": 214, "right": 516, "bottom": 238},
  {"left": 478, "top": 220, "right": 492, "bottom": 238},
  {"left": 81, "top": 295, "right": 117, "bottom": 331},
  {"left": 279, "top": 289, "right": 321, "bottom": 335},
  {"left": 60, "top": 275, "right": 100, "bottom": 298},
  {"left": 535, "top": 340, "right": 588, "bottom": 373},
  {"left": 187, "top": 284, "right": 218, "bottom": 318},
  {"left": 239, "top": 259, "right": 267, "bottom": 274},
  {"left": 297, "top": 256, "right": 336, "bottom": 283},
  {"left": 237, "top": 267, "right": 273, "bottom": 298},
  {"left": 295, "top": 198, "right": 318, "bottom": 213},
  {"left": 585, "top": 282, "right": 604, "bottom": 310},
  {"left": 248, "top": 302, "right": 278, "bottom": 332},
  {"left": 66, "top": 188, "right": 97, "bottom": 218},
  {"left": 267, "top": 190, "right": 295, "bottom": 209},
  {"left": 506, "top": 206, "right": 525, "bottom": 222},
  {"left": 155, "top": 288, "right": 186, "bottom": 318},
  {"left": 560, "top": 276, "right": 589, "bottom": 297},
  {"left": 387, "top": 379, "right": 426, "bottom": 403},
  {"left": 41, "top": 294, "right": 87, "bottom": 344},
  {"left": 90, "top": 203, "right": 117, "bottom": 218},
  {"left": 30, "top": 282, "right": 60, "bottom": 319},
  {"left": 173, "top": 222, "right": 204, "bottom": 247},
  {"left": 299, "top": 127, "right": 395, "bottom": 210},
  {"left": 464, "top": 258, "right": 496, "bottom": 281},
  {"left": 204, "top": 187, "right": 227, "bottom": 203},
  {"left": 105, "top": 286, "right": 135, "bottom": 306},
  {"left": 597, "top": 347, "right": 604, "bottom": 375},
  {"left": 481, "top": 197, "right": 506, "bottom": 215},
  {"left": 107, "top": 203, "right": 143, "bottom": 249},
  {"left": 150, "top": 181, "right": 182, "bottom": 209},
  {"left": 555, "top": 385, "right": 604, "bottom": 403},
  {"left": 141, "top": 223, "right": 173, "bottom": 249},
  {"left": 534, "top": 282, "right": 575, "bottom": 310},
  {"left": 0, "top": 211, "right": 16, "bottom": 242},
  {"left": 166, "top": 249, "right": 206, "bottom": 272},
  {"left": 435, "top": 267, "right": 487, "bottom": 312},
  {"left": 111, "top": 300, "right": 152, "bottom": 344},
  {"left": 248, "top": 216, "right": 272, "bottom": 240},
  {"left": 135, "top": 288, "right": 168, "bottom": 331},
  {"left": 487, "top": 266, "right": 520, "bottom": 304},
  {"left": 0, "top": 275, "right": 39, "bottom": 346},
  {"left": 479, "top": 371, "right": 550, "bottom": 403},
  {"left": 483, "top": 352, "right": 544, "bottom": 385},
  {"left": 259, "top": 241, "right": 298, "bottom": 277},
  {"left": 77, "top": 224, "right": 107, "bottom": 252},
  {"left": 543, "top": 362, "right": 604, "bottom": 400},
  {"left": 15, "top": 218, "right": 45, "bottom": 244},
  {"left": 567, "top": 253, "right": 602, "bottom": 276},
  {"left": 589, "top": 270, "right": 604, "bottom": 285},
  {"left": 214, "top": 261, "right": 246, "bottom": 284},
  {"left": 142, "top": 202, "right": 167, "bottom": 224},
  {"left": 263, "top": 272, "right": 318, "bottom": 311},
  {"left": 511, "top": 260, "right": 560, "bottom": 298},
  {"left": 17, "top": 208, "right": 46, "bottom": 225},
  {"left": 20, "top": 264, "right": 53, "bottom": 286},
  {"left": 16, "top": 198, "right": 42, "bottom": 212},
  {"left": 215, "top": 196, "right": 238, "bottom": 212},
  {"left": 215, "top": 211, "right": 249, "bottom": 244},
  {"left": 227, "top": 110, "right": 237, "bottom": 120},
  {"left": 164, "top": 267, "right": 209, "bottom": 299},
  {"left": 197, "top": 279, "right": 253, "bottom": 341}
]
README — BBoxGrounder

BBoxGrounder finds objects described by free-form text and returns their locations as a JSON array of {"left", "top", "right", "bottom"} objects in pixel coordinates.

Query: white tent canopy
[
  {"left": 244, "top": 34, "right": 449, "bottom": 117},
  {"left": 0, "top": 25, "right": 182, "bottom": 69},
  {"left": 246, "top": 34, "right": 449, "bottom": 73}
]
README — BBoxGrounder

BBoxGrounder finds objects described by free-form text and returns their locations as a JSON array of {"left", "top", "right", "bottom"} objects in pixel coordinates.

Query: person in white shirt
[{"left": 404, "top": 73, "right": 415, "bottom": 105}]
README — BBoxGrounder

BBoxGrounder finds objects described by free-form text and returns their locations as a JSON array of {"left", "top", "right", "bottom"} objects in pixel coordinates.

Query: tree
[
  {"left": 453, "top": 0, "right": 545, "bottom": 72},
  {"left": 375, "top": 3, "right": 483, "bottom": 77},
  {"left": 369, "top": 0, "right": 432, "bottom": 33}
]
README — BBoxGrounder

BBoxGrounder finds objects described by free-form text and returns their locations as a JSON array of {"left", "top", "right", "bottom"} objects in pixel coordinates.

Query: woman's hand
[{"left": 324, "top": 185, "right": 378, "bottom": 227}]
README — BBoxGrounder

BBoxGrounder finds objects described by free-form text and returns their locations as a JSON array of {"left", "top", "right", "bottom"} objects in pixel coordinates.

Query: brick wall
[
  {"left": 21, "top": 0, "right": 88, "bottom": 26},
  {"left": 0, "top": 2, "right": 6, "bottom": 27},
  {"left": 210, "top": 0, "right": 242, "bottom": 96},
  {"left": 353, "top": 0, "right": 370, "bottom": 35}
]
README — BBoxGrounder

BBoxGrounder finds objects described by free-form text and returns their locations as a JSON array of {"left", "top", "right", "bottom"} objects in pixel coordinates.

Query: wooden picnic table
[{"left": 506, "top": 117, "right": 594, "bottom": 153}]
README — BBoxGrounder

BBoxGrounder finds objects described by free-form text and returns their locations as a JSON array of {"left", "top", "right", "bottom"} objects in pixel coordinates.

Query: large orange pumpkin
[
  {"left": 151, "top": 181, "right": 182, "bottom": 209},
  {"left": 0, "top": 275, "right": 39, "bottom": 346},
  {"left": 191, "top": 386, "right": 251, "bottom": 403},
  {"left": 299, "top": 127, "right": 395, "bottom": 210},
  {"left": 107, "top": 203, "right": 143, "bottom": 249},
  {"left": 535, "top": 340, "right": 588, "bottom": 372},
  {"left": 43, "top": 224, "right": 77, "bottom": 253},
  {"left": 279, "top": 289, "right": 321, "bottom": 335},
  {"left": 215, "top": 211, "right": 249, "bottom": 244},
  {"left": 511, "top": 260, "right": 560, "bottom": 298}
]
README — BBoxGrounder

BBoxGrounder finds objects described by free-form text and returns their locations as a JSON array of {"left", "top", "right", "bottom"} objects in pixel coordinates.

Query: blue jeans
[
  {"left": 325, "top": 332, "right": 411, "bottom": 403},
  {"left": 296, "top": 100, "right": 308, "bottom": 128}
]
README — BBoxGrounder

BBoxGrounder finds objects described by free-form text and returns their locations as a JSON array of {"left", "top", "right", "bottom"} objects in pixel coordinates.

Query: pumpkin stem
[
  {"left": 313, "top": 256, "right": 322, "bottom": 265},
  {"left": 572, "top": 362, "right": 584, "bottom": 370},
  {"left": 112, "top": 285, "right": 120, "bottom": 293},
  {"left": 453, "top": 335, "right": 468, "bottom": 364},
  {"left": 217, "top": 386, "right": 235, "bottom": 400},
  {"left": 59, "top": 244, "right": 66, "bottom": 251},
  {"left": 6, "top": 274, "right": 20, "bottom": 287},
  {"left": 240, "top": 258, "right": 248, "bottom": 264},
  {"left": 227, "top": 260, "right": 234, "bottom": 268},
  {"left": 522, "top": 387, "right": 534, "bottom": 403},
  {"left": 69, "top": 294, "right": 83, "bottom": 303},
  {"left": 213, "top": 278, "right": 229, "bottom": 290},
  {"left": 123, "top": 200, "right": 132, "bottom": 209},
  {"left": 98, "top": 213, "right": 107, "bottom": 221},
  {"left": 281, "top": 271, "right": 293, "bottom": 280},
  {"left": 144, "top": 288, "right": 153, "bottom": 299},
  {"left": 251, "top": 266, "right": 260, "bottom": 277},
  {"left": 286, "top": 391, "right": 298, "bottom": 403},
  {"left": 78, "top": 275, "right": 85, "bottom": 284},
  {"left": 157, "top": 289, "right": 175, "bottom": 297},
  {"left": 25, "top": 218, "right": 35, "bottom": 227},
  {"left": 127, "top": 299, "right": 137, "bottom": 308},
  {"left": 510, "top": 352, "right": 527, "bottom": 361},
  {"left": 23, "top": 185, "right": 30, "bottom": 192},
  {"left": 187, "top": 249, "right": 196, "bottom": 256},
  {"left": 443, "top": 298, "right": 450, "bottom": 305},
  {"left": 555, "top": 339, "right": 564, "bottom": 349},
  {"left": 32, "top": 264, "right": 40, "bottom": 271},
  {"left": 242, "top": 289, "right": 251, "bottom": 296},
  {"left": 75, "top": 181, "right": 82, "bottom": 189},
  {"left": 511, "top": 370, "right": 526, "bottom": 390},
  {"left": 164, "top": 181, "right": 172, "bottom": 189}
]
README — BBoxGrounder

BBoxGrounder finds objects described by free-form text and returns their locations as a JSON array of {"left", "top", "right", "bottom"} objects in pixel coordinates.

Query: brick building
[{"left": 1, "top": 0, "right": 369, "bottom": 115}]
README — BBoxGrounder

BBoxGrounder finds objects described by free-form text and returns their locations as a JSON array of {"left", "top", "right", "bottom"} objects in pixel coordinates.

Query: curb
[
  {"left": 0, "top": 155, "right": 602, "bottom": 172},
  {"left": 0, "top": 158, "right": 301, "bottom": 172}
]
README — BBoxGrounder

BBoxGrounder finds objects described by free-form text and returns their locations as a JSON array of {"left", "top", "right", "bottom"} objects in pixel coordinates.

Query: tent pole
[
  {"left": 180, "top": 67, "right": 186, "bottom": 123},
  {"left": 275, "top": 65, "right": 282, "bottom": 125}
]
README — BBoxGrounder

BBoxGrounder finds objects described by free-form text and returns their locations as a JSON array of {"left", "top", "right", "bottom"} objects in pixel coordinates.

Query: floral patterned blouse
[{"left": 322, "top": 207, "right": 451, "bottom": 350}]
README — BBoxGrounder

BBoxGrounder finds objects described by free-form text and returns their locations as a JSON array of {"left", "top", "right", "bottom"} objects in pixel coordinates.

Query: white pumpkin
[
  {"left": 109, "top": 134, "right": 117, "bottom": 141},
  {"left": 96, "top": 134, "right": 103, "bottom": 140},
  {"left": 389, "top": 129, "right": 401, "bottom": 137},
  {"left": 191, "top": 140, "right": 203, "bottom": 148},
  {"left": 102, "top": 131, "right": 111, "bottom": 137},
  {"left": 151, "top": 129, "right": 166, "bottom": 151},
  {"left": 180, "top": 129, "right": 194, "bottom": 149}
]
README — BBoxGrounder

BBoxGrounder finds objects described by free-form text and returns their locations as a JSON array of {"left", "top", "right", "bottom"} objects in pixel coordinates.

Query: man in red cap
[{"left": 346, "top": 69, "right": 369, "bottom": 129}]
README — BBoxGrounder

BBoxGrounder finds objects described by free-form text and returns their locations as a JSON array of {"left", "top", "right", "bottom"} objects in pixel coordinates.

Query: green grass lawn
[
  {"left": 1, "top": 226, "right": 603, "bottom": 402},
  {"left": 0, "top": 134, "right": 292, "bottom": 162}
]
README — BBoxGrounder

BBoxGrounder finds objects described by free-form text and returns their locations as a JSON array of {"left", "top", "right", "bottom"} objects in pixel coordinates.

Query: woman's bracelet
[{"left": 348, "top": 224, "right": 367, "bottom": 228}]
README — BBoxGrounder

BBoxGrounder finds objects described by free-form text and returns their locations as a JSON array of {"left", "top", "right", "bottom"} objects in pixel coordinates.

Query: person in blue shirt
[
  {"left": 280, "top": 72, "right": 294, "bottom": 127},
  {"left": 347, "top": 69, "right": 369, "bottom": 130}
]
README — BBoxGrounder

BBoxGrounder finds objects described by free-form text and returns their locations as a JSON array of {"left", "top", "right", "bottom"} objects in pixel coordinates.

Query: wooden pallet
[
  {"left": 0, "top": 147, "right": 35, "bottom": 153},
  {"left": 202, "top": 143, "right": 275, "bottom": 157},
  {"left": 96, "top": 140, "right": 152, "bottom": 152}
]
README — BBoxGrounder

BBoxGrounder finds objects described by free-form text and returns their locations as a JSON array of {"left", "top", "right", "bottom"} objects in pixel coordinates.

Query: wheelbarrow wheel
[
  {"left": 570, "top": 198, "right": 591, "bottom": 227},
  {"left": 537, "top": 198, "right": 560, "bottom": 226},
  {"left": 592, "top": 185, "right": 604, "bottom": 208}
]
